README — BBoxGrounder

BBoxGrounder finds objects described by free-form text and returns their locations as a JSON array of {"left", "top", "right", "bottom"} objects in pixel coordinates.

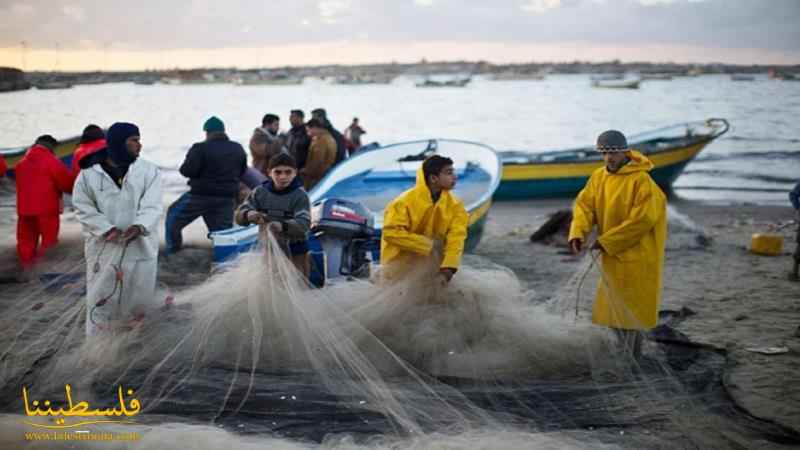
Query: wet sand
[
  {"left": 477, "top": 197, "right": 800, "bottom": 439},
  {"left": 1, "top": 178, "right": 798, "bottom": 446}
]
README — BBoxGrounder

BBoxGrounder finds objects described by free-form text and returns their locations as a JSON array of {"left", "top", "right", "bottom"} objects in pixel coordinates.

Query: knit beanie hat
[
  {"left": 596, "top": 130, "right": 628, "bottom": 153},
  {"left": 203, "top": 116, "right": 225, "bottom": 133}
]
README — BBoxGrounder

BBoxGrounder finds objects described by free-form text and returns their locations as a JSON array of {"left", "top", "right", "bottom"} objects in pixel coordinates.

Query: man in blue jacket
[
  {"left": 165, "top": 116, "right": 247, "bottom": 254},
  {"left": 790, "top": 181, "right": 800, "bottom": 281}
]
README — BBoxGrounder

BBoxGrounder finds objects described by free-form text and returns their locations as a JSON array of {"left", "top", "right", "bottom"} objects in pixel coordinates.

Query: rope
[
  {"left": 89, "top": 241, "right": 130, "bottom": 328},
  {"left": 574, "top": 247, "right": 601, "bottom": 322}
]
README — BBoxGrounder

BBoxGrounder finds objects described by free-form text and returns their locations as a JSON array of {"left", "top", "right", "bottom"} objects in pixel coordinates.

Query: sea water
[{"left": 0, "top": 74, "right": 797, "bottom": 204}]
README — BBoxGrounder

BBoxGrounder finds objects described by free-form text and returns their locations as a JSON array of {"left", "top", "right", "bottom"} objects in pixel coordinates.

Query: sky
[{"left": 0, "top": 0, "right": 798, "bottom": 71}]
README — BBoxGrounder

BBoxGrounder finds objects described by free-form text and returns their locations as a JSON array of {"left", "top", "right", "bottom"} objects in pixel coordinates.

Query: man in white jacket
[{"left": 72, "top": 122, "right": 163, "bottom": 336}]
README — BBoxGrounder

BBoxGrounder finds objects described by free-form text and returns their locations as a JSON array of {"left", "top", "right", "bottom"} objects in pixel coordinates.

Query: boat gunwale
[
  {"left": 498, "top": 118, "right": 729, "bottom": 167},
  {"left": 309, "top": 138, "right": 502, "bottom": 218}
]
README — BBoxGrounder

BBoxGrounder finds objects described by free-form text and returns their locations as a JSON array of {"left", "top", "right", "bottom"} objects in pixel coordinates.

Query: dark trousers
[
  {"left": 165, "top": 192, "right": 234, "bottom": 253},
  {"left": 794, "top": 223, "right": 800, "bottom": 264}
]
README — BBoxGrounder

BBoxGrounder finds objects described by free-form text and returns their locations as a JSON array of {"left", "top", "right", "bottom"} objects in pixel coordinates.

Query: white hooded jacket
[{"left": 72, "top": 158, "right": 163, "bottom": 335}]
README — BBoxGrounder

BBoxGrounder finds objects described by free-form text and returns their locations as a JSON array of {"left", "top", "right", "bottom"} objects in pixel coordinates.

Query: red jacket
[
  {"left": 15, "top": 145, "right": 74, "bottom": 216},
  {"left": 71, "top": 139, "right": 107, "bottom": 174},
  {"left": 0, "top": 154, "right": 6, "bottom": 178}
]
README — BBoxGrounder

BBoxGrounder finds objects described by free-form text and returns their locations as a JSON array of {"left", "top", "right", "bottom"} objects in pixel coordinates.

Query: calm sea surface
[{"left": 1, "top": 74, "right": 798, "bottom": 203}]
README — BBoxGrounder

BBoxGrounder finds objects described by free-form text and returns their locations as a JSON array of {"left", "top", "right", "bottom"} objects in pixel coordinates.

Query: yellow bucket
[{"left": 750, "top": 234, "right": 783, "bottom": 256}]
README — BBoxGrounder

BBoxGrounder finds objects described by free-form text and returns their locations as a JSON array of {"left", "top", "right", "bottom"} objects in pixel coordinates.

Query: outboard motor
[{"left": 310, "top": 198, "right": 379, "bottom": 285}]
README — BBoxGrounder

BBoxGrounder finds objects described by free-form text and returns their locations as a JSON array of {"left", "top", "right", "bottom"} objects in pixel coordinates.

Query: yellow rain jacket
[
  {"left": 569, "top": 151, "right": 667, "bottom": 330},
  {"left": 380, "top": 167, "right": 469, "bottom": 280}
]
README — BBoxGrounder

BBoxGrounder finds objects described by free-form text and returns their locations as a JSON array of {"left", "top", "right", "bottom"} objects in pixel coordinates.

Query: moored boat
[
  {"left": 494, "top": 118, "right": 730, "bottom": 200},
  {"left": 416, "top": 77, "right": 471, "bottom": 88},
  {"left": 0, "top": 135, "right": 81, "bottom": 177},
  {"left": 210, "top": 139, "right": 501, "bottom": 277},
  {"left": 591, "top": 75, "right": 641, "bottom": 89}
]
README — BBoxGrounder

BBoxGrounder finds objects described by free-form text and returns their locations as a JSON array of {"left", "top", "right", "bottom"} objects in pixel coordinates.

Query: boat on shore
[
  {"left": 210, "top": 139, "right": 501, "bottom": 277},
  {"left": 0, "top": 135, "right": 81, "bottom": 177},
  {"left": 494, "top": 118, "right": 729, "bottom": 200}
]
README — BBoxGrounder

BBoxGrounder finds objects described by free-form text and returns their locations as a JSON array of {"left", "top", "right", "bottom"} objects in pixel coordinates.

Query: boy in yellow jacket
[
  {"left": 568, "top": 130, "right": 667, "bottom": 359},
  {"left": 380, "top": 155, "right": 469, "bottom": 285}
]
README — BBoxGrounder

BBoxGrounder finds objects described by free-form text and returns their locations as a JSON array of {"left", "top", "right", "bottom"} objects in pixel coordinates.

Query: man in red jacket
[{"left": 15, "top": 135, "right": 74, "bottom": 268}]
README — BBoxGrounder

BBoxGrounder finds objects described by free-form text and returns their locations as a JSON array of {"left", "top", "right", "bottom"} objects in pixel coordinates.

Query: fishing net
[{"left": 0, "top": 217, "right": 792, "bottom": 449}]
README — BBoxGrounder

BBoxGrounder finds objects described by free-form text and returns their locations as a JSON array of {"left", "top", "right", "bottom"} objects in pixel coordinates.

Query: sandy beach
[
  {"left": 1, "top": 177, "right": 798, "bottom": 447},
  {"left": 477, "top": 197, "right": 800, "bottom": 441}
]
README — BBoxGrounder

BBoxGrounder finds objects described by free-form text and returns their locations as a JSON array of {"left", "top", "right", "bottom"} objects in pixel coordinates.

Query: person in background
[
  {"left": 568, "top": 130, "right": 667, "bottom": 359},
  {"left": 15, "top": 135, "right": 74, "bottom": 270},
  {"left": 235, "top": 153, "right": 310, "bottom": 276},
  {"left": 345, "top": 117, "right": 366, "bottom": 153},
  {"left": 165, "top": 116, "right": 247, "bottom": 254},
  {"left": 302, "top": 119, "right": 337, "bottom": 191},
  {"left": 71, "top": 124, "right": 107, "bottom": 179},
  {"left": 72, "top": 122, "right": 163, "bottom": 335},
  {"left": 311, "top": 108, "right": 347, "bottom": 163},
  {"left": 285, "top": 109, "right": 310, "bottom": 171},
  {"left": 249, "top": 113, "right": 286, "bottom": 176},
  {"left": 380, "top": 155, "right": 468, "bottom": 285},
  {"left": 0, "top": 153, "right": 7, "bottom": 180},
  {"left": 789, "top": 181, "right": 800, "bottom": 281}
]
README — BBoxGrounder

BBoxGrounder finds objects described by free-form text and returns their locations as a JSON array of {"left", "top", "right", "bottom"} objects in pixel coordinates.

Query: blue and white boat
[{"left": 210, "top": 139, "right": 502, "bottom": 281}]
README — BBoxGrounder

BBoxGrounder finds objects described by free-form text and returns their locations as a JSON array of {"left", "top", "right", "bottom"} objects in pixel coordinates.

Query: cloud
[
  {"left": 0, "top": 0, "right": 796, "bottom": 63},
  {"left": 318, "top": 0, "right": 352, "bottom": 24},
  {"left": 520, "top": 0, "right": 563, "bottom": 14},
  {"left": 62, "top": 5, "right": 86, "bottom": 22},
  {"left": 11, "top": 3, "right": 35, "bottom": 15}
]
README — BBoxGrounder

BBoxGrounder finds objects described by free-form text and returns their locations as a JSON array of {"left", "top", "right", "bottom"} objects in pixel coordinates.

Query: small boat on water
[
  {"left": 210, "top": 139, "right": 501, "bottom": 281},
  {"left": 494, "top": 118, "right": 729, "bottom": 200},
  {"left": 641, "top": 73, "right": 674, "bottom": 81},
  {"left": 334, "top": 75, "right": 395, "bottom": 85},
  {"left": 416, "top": 77, "right": 471, "bottom": 88},
  {"left": 0, "top": 135, "right": 81, "bottom": 177},
  {"left": 591, "top": 75, "right": 641, "bottom": 89},
  {"left": 490, "top": 72, "right": 546, "bottom": 81},
  {"left": 234, "top": 75, "right": 304, "bottom": 86},
  {"left": 731, "top": 74, "right": 756, "bottom": 82},
  {"left": 35, "top": 81, "right": 73, "bottom": 90}
]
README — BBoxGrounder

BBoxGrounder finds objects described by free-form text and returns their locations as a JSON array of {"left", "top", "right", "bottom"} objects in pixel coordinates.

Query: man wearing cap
[
  {"left": 15, "top": 135, "right": 74, "bottom": 270},
  {"left": 72, "top": 122, "right": 163, "bottom": 335},
  {"left": 568, "top": 130, "right": 667, "bottom": 359},
  {"left": 165, "top": 116, "right": 247, "bottom": 254}
]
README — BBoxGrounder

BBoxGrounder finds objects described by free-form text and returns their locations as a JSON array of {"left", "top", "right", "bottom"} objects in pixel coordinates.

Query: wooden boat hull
[
  {"left": 494, "top": 119, "right": 729, "bottom": 200},
  {"left": 1, "top": 136, "right": 81, "bottom": 177}
]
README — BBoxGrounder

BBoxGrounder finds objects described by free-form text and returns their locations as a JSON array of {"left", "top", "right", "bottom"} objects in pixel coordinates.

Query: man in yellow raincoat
[
  {"left": 381, "top": 155, "right": 469, "bottom": 284},
  {"left": 568, "top": 130, "right": 667, "bottom": 358}
]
